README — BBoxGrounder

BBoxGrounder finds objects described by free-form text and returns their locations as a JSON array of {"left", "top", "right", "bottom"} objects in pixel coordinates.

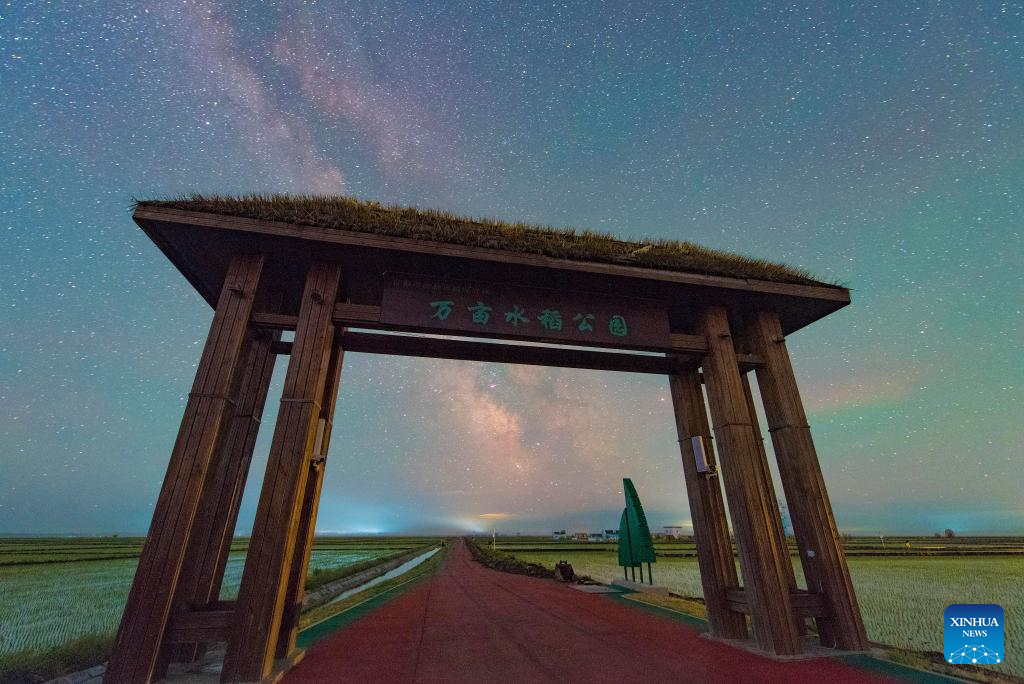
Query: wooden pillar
[
  {"left": 206, "top": 329, "right": 281, "bottom": 603},
  {"left": 741, "top": 370, "right": 802, "bottom": 634},
  {"left": 158, "top": 326, "right": 280, "bottom": 669},
  {"left": 106, "top": 254, "right": 264, "bottom": 684},
  {"left": 276, "top": 342, "right": 345, "bottom": 659},
  {"left": 668, "top": 369, "right": 747, "bottom": 640},
  {"left": 746, "top": 310, "right": 869, "bottom": 650},
  {"left": 697, "top": 306, "right": 802, "bottom": 656},
  {"left": 222, "top": 263, "right": 341, "bottom": 682}
]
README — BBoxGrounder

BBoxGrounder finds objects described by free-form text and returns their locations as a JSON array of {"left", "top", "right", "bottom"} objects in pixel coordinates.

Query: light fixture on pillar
[{"left": 691, "top": 436, "right": 717, "bottom": 477}]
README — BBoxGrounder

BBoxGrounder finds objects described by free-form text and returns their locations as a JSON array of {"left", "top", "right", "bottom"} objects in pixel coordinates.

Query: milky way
[{"left": 1, "top": 2, "right": 1021, "bottom": 535}]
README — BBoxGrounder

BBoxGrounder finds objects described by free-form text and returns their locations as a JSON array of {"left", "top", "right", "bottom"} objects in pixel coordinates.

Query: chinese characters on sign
[
  {"left": 434, "top": 296, "right": 626, "bottom": 336},
  {"left": 439, "top": 303, "right": 633, "bottom": 336},
  {"left": 468, "top": 301, "right": 492, "bottom": 324},
  {"left": 381, "top": 275, "right": 671, "bottom": 349},
  {"left": 430, "top": 300, "right": 454, "bottom": 321}
]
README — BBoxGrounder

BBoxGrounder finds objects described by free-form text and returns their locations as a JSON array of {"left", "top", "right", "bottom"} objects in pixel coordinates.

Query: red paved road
[{"left": 286, "top": 540, "right": 893, "bottom": 684}]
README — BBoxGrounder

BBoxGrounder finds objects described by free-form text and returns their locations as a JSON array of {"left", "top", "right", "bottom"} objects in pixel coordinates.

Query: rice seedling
[{"left": 0, "top": 539, "right": 410, "bottom": 659}]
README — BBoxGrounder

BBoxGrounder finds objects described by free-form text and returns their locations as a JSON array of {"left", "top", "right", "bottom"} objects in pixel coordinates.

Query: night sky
[{"left": 1, "top": 2, "right": 1021, "bottom": 536}]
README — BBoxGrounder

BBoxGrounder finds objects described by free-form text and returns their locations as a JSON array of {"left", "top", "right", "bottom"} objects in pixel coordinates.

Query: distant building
[
  {"left": 604, "top": 529, "right": 620, "bottom": 541},
  {"left": 552, "top": 530, "right": 567, "bottom": 540},
  {"left": 663, "top": 525, "right": 686, "bottom": 539},
  {"left": 574, "top": 532, "right": 589, "bottom": 541},
  {"left": 588, "top": 532, "right": 605, "bottom": 542}
]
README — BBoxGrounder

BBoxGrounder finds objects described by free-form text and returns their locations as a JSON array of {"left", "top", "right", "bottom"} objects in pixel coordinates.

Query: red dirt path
[{"left": 285, "top": 540, "right": 894, "bottom": 683}]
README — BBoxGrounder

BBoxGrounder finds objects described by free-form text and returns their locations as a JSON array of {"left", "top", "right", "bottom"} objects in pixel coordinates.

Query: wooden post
[
  {"left": 158, "top": 327, "right": 280, "bottom": 670},
  {"left": 746, "top": 310, "right": 869, "bottom": 650},
  {"left": 106, "top": 254, "right": 264, "bottom": 684},
  {"left": 741, "top": 372, "right": 804, "bottom": 635},
  {"left": 697, "top": 306, "right": 802, "bottom": 656},
  {"left": 276, "top": 342, "right": 345, "bottom": 659},
  {"left": 669, "top": 369, "right": 748, "bottom": 640},
  {"left": 206, "top": 329, "right": 281, "bottom": 604},
  {"left": 222, "top": 263, "right": 341, "bottom": 682}
]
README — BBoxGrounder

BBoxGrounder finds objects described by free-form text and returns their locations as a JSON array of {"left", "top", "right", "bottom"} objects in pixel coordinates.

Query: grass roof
[{"left": 136, "top": 194, "right": 840, "bottom": 288}]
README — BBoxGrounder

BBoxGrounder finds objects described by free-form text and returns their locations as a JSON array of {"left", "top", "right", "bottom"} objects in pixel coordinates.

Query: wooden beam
[
  {"left": 736, "top": 353, "right": 765, "bottom": 371},
  {"left": 276, "top": 343, "right": 345, "bottom": 659},
  {"left": 106, "top": 254, "right": 264, "bottom": 684},
  {"left": 256, "top": 307, "right": 712, "bottom": 353},
  {"left": 256, "top": 307, "right": 745, "bottom": 368},
  {"left": 670, "top": 332, "right": 707, "bottom": 353},
  {"left": 668, "top": 370, "right": 747, "bottom": 640},
  {"left": 164, "top": 609, "right": 234, "bottom": 644},
  {"left": 251, "top": 312, "right": 296, "bottom": 331},
  {"left": 223, "top": 263, "right": 342, "bottom": 682},
  {"left": 697, "top": 306, "right": 801, "bottom": 656},
  {"left": 790, "top": 590, "right": 827, "bottom": 617},
  {"left": 335, "top": 302, "right": 382, "bottom": 324},
  {"left": 205, "top": 335, "right": 279, "bottom": 610},
  {"left": 265, "top": 326, "right": 724, "bottom": 374},
  {"left": 270, "top": 332, "right": 739, "bottom": 374},
  {"left": 345, "top": 332, "right": 697, "bottom": 374},
  {"left": 272, "top": 335, "right": 743, "bottom": 374},
  {"left": 725, "top": 589, "right": 825, "bottom": 618},
  {"left": 746, "top": 310, "right": 869, "bottom": 650},
  {"left": 354, "top": 307, "right": 716, "bottom": 355}
]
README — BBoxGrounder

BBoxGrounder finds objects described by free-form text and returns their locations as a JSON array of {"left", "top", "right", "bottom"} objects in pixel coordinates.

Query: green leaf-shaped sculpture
[{"left": 618, "top": 478, "right": 656, "bottom": 574}]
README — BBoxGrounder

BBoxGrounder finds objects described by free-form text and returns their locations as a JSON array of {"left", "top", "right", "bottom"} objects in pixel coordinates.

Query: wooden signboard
[{"left": 380, "top": 274, "right": 671, "bottom": 350}]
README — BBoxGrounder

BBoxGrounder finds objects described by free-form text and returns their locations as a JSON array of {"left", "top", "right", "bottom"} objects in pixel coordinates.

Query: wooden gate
[{"left": 106, "top": 198, "right": 868, "bottom": 682}]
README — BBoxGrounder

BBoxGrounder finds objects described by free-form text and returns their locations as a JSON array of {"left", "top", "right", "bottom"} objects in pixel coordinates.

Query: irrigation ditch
[{"left": 303, "top": 544, "right": 441, "bottom": 611}]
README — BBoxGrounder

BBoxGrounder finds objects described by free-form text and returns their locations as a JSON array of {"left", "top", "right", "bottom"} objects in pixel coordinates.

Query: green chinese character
[
  {"left": 430, "top": 300, "right": 454, "bottom": 321},
  {"left": 609, "top": 314, "right": 628, "bottom": 337},
  {"left": 537, "top": 309, "right": 563, "bottom": 331},
  {"left": 505, "top": 305, "right": 530, "bottom": 327},
  {"left": 573, "top": 313, "right": 595, "bottom": 332},
  {"left": 467, "top": 301, "right": 492, "bottom": 325}
]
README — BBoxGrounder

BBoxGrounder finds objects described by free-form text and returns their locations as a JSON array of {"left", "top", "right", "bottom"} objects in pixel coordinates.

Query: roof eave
[{"left": 133, "top": 205, "right": 849, "bottom": 303}]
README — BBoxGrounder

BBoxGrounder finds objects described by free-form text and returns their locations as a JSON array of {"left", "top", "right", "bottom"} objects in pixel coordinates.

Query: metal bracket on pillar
[
  {"left": 312, "top": 419, "right": 326, "bottom": 457},
  {"left": 309, "top": 418, "right": 328, "bottom": 471},
  {"left": 680, "top": 436, "right": 718, "bottom": 478}
]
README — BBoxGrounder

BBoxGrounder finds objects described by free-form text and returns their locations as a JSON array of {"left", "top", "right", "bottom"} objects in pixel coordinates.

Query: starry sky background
[{"left": 1, "top": 2, "right": 1021, "bottom": 536}]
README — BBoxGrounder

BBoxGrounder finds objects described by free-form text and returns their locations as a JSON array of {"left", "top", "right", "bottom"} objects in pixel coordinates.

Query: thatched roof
[{"left": 136, "top": 194, "right": 839, "bottom": 288}]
